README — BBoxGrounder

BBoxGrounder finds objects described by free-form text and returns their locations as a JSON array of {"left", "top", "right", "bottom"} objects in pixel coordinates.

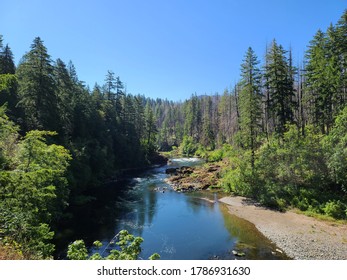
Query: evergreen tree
[
  {"left": 0, "top": 38, "right": 19, "bottom": 121},
  {"left": 264, "top": 40, "right": 296, "bottom": 137},
  {"left": 238, "top": 47, "right": 262, "bottom": 168},
  {"left": 16, "top": 37, "right": 59, "bottom": 132},
  {"left": 335, "top": 10, "right": 347, "bottom": 103},
  {"left": 144, "top": 101, "right": 158, "bottom": 159},
  {"left": 0, "top": 44, "right": 16, "bottom": 74},
  {"left": 104, "top": 70, "right": 116, "bottom": 101},
  {"left": 305, "top": 30, "right": 337, "bottom": 134},
  {"left": 201, "top": 96, "right": 215, "bottom": 149},
  {"left": 183, "top": 94, "right": 201, "bottom": 142},
  {"left": 53, "top": 58, "right": 75, "bottom": 139}
]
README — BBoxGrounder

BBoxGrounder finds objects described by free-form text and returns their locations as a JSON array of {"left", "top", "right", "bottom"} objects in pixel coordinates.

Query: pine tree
[
  {"left": 16, "top": 37, "right": 59, "bottom": 132},
  {"left": 264, "top": 40, "right": 295, "bottom": 137},
  {"left": 0, "top": 44, "right": 16, "bottom": 74},
  {"left": 238, "top": 47, "right": 262, "bottom": 168},
  {"left": 104, "top": 70, "right": 116, "bottom": 101},
  {"left": 183, "top": 94, "right": 201, "bottom": 142},
  {"left": 336, "top": 9, "right": 347, "bottom": 102},
  {"left": 305, "top": 30, "right": 337, "bottom": 134},
  {"left": 144, "top": 101, "right": 157, "bottom": 157},
  {"left": 54, "top": 58, "right": 75, "bottom": 139},
  {"left": 218, "top": 89, "right": 232, "bottom": 144},
  {"left": 201, "top": 96, "right": 215, "bottom": 149},
  {"left": 0, "top": 38, "right": 19, "bottom": 121}
]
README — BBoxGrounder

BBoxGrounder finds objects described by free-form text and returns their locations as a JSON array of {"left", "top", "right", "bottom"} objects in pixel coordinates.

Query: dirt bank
[{"left": 219, "top": 196, "right": 347, "bottom": 260}]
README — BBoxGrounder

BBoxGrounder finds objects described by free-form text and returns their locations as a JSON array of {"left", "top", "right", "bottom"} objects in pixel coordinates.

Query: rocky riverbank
[
  {"left": 164, "top": 163, "right": 221, "bottom": 192},
  {"left": 220, "top": 196, "right": 347, "bottom": 260}
]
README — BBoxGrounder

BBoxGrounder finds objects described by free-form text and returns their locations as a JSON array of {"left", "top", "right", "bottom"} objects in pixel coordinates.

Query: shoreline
[{"left": 219, "top": 196, "right": 347, "bottom": 260}]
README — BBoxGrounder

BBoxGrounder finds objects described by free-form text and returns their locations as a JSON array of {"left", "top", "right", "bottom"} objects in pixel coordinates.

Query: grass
[{"left": 293, "top": 208, "right": 347, "bottom": 225}]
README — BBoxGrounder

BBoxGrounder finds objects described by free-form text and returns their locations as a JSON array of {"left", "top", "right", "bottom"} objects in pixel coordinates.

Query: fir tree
[
  {"left": 238, "top": 47, "right": 262, "bottom": 168},
  {"left": 264, "top": 40, "right": 296, "bottom": 137},
  {"left": 16, "top": 37, "right": 59, "bottom": 132}
]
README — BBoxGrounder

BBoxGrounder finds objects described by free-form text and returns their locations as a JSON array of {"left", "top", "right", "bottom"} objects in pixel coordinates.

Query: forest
[{"left": 0, "top": 10, "right": 347, "bottom": 259}]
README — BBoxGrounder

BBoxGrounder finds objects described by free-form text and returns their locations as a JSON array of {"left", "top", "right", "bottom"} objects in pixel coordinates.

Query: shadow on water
[{"left": 54, "top": 158, "right": 290, "bottom": 260}]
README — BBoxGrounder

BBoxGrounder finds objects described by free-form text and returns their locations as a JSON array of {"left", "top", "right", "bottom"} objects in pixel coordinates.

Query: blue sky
[{"left": 1, "top": 0, "right": 346, "bottom": 101}]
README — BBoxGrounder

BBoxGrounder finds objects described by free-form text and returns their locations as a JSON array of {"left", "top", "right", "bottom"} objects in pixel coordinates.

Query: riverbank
[{"left": 220, "top": 196, "right": 347, "bottom": 260}]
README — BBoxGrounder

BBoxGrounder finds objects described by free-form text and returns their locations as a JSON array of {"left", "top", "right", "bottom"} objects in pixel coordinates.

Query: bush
[
  {"left": 180, "top": 136, "right": 197, "bottom": 156},
  {"left": 324, "top": 106, "right": 347, "bottom": 193},
  {"left": 194, "top": 144, "right": 208, "bottom": 159},
  {"left": 67, "top": 230, "right": 160, "bottom": 260},
  {"left": 208, "top": 149, "right": 223, "bottom": 162},
  {"left": 323, "top": 200, "right": 346, "bottom": 219}
]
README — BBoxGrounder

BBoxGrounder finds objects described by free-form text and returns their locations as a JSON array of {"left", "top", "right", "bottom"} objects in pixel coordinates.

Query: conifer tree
[
  {"left": 238, "top": 47, "right": 262, "bottom": 168},
  {"left": 16, "top": 37, "right": 59, "bottom": 132},
  {"left": 202, "top": 96, "right": 215, "bottom": 149},
  {"left": 0, "top": 44, "right": 16, "bottom": 74},
  {"left": 264, "top": 40, "right": 295, "bottom": 137},
  {"left": 305, "top": 30, "right": 337, "bottom": 134}
]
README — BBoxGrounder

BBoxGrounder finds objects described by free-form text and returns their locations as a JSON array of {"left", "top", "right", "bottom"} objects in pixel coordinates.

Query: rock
[
  {"left": 180, "top": 166, "right": 193, "bottom": 174},
  {"left": 149, "top": 153, "right": 168, "bottom": 165},
  {"left": 165, "top": 167, "right": 178, "bottom": 175},
  {"left": 232, "top": 250, "right": 245, "bottom": 257}
]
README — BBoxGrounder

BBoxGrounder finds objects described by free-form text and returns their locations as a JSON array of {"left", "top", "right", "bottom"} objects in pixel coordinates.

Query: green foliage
[
  {"left": 323, "top": 201, "right": 346, "bottom": 219},
  {"left": 17, "top": 37, "right": 59, "bottom": 131},
  {"left": 218, "top": 149, "right": 257, "bottom": 196},
  {"left": 194, "top": 144, "right": 208, "bottom": 159},
  {"left": 207, "top": 149, "right": 223, "bottom": 162},
  {"left": 324, "top": 106, "right": 347, "bottom": 193},
  {"left": 238, "top": 47, "right": 262, "bottom": 167},
  {"left": 220, "top": 124, "right": 347, "bottom": 215},
  {"left": 67, "top": 230, "right": 160, "bottom": 260},
  {"left": 180, "top": 136, "right": 197, "bottom": 156},
  {"left": 264, "top": 40, "right": 296, "bottom": 137},
  {"left": 257, "top": 125, "right": 328, "bottom": 189},
  {"left": 0, "top": 114, "right": 71, "bottom": 258},
  {"left": 67, "top": 240, "right": 89, "bottom": 260},
  {"left": 0, "top": 105, "right": 19, "bottom": 169}
]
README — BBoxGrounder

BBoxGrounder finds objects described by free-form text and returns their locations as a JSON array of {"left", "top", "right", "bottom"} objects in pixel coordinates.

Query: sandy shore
[{"left": 219, "top": 196, "right": 347, "bottom": 260}]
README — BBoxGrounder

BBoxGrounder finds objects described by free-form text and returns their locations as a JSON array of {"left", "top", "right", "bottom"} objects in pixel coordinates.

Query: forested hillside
[{"left": 0, "top": 35, "right": 159, "bottom": 258}]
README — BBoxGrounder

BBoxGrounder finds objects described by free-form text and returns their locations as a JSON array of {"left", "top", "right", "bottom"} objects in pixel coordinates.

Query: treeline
[
  {"left": 0, "top": 36, "right": 158, "bottom": 258},
  {"left": 151, "top": 10, "right": 347, "bottom": 218}
]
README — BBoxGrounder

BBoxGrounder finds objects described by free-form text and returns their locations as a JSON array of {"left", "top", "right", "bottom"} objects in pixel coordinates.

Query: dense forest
[
  {"left": 1, "top": 10, "right": 347, "bottom": 259},
  {"left": 0, "top": 34, "right": 160, "bottom": 258}
]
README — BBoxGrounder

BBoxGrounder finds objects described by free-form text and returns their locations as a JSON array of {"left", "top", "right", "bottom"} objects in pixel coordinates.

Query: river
[{"left": 55, "top": 158, "right": 289, "bottom": 260}]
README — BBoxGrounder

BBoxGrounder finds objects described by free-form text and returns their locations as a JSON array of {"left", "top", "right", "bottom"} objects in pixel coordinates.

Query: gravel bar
[{"left": 219, "top": 196, "right": 347, "bottom": 260}]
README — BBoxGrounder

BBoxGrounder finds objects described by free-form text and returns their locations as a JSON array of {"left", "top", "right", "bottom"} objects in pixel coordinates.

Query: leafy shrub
[
  {"left": 208, "top": 149, "right": 223, "bottom": 162},
  {"left": 180, "top": 136, "right": 197, "bottom": 156},
  {"left": 194, "top": 144, "right": 208, "bottom": 159},
  {"left": 323, "top": 200, "right": 346, "bottom": 219},
  {"left": 324, "top": 106, "right": 347, "bottom": 193},
  {"left": 67, "top": 230, "right": 160, "bottom": 260}
]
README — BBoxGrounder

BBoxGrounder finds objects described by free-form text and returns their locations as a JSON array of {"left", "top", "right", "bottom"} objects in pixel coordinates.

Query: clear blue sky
[{"left": 1, "top": 0, "right": 346, "bottom": 101}]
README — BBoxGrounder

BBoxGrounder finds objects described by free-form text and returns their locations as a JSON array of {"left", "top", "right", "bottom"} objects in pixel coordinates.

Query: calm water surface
[{"left": 57, "top": 158, "right": 289, "bottom": 260}]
